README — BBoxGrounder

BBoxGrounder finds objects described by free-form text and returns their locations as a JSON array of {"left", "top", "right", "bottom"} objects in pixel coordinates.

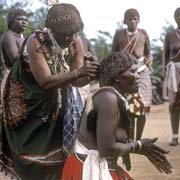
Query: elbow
[
  {"left": 38, "top": 80, "right": 52, "bottom": 90},
  {"left": 98, "top": 146, "right": 118, "bottom": 158},
  {"left": 10, "top": 56, "right": 19, "bottom": 65}
]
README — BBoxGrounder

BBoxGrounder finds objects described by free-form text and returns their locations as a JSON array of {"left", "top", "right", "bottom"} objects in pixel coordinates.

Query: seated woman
[{"left": 62, "top": 52, "right": 172, "bottom": 180}]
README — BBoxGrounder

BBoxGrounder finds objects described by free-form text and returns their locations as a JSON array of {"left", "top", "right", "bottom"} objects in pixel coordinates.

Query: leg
[
  {"left": 136, "top": 115, "right": 146, "bottom": 140},
  {"left": 169, "top": 108, "right": 180, "bottom": 146}
]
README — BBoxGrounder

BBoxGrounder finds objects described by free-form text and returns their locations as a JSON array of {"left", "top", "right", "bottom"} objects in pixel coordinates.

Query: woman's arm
[
  {"left": 94, "top": 91, "right": 133, "bottom": 158},
  {"left": 27, "top": 34, "right": 80, "bottom": 90},
  {"left": 69, "top": 36, "right": 99, "bottom": 87},
  {"left": 27, "top": 34, "right": 99, "bottom": 89},
  {"left": 94, "top": 91, "right": 172, "bottom": 174},
  {"left": 2, "top": 32, "right": 23, "bottom": 65}
]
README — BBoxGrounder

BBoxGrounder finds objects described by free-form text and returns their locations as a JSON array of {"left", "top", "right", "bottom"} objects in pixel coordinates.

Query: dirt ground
[{"left": 123, "top": 102, "right": 180, "bottom": 180}]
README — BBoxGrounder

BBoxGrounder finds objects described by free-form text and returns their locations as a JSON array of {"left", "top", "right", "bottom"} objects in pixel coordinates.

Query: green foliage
[
  {"left": 151, "top": 21, "right": 175, "bottom": 77},
  {"left": 0, "top": 0, "right": 49, "bottom": 81},
  {"left": 90, "top": 30, "right": 113, "bottom": 61}
]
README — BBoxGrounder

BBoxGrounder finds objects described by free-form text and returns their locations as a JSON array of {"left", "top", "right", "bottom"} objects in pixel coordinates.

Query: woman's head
[
  {"left": 45, "top": 3, "right": 84, "bottom": 47},
  {"left": 100, "top": 52, "right": 139, "bottom": 93},
  {"left": 123, "top": 8, "right": 140, "bottom": 32},
  {"left": 174, "top": 7, "right": 180, "bottom": 26},
  {"left": 7, "top": 8, "right": 27, "bottom": 30}
]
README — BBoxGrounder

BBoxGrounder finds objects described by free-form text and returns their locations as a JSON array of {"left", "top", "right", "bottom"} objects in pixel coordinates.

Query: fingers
[
  {"left": 83, "top": 61, "right": 100, "bottom": 78},
  {"left": 148, "top": 155, "right": 172, "bottom": 174},
  {"left": 150, "top": 137, "right": 158, "bottom": 143},
  {"left": 152, "top": 144, "right": 169, "bottom": 154}
]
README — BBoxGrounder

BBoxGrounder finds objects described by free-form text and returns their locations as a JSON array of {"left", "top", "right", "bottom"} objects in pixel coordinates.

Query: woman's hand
[
  {"left": 137, "top": 137, "right": 172, "bottom": 174},
  {"left": 76, "top": 60, "right": 100, "bottom": 80},
  {"left": 84, "top": 51, "right": 99, "bottom": 62}
]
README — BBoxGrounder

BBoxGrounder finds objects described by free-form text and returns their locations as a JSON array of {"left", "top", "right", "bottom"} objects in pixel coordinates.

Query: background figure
[
  {"left": 62, "top": 52, "right": 172, "bottom": 180},
  {"left": 79, "top": 36, "right": 98, "bottom": 104},
  {"left": 163, "top": 7, "right": 180, "bottom": 146},
  {"left": 0, "top": 8, "right": 28, "bottom": 102},
  {"left": 112, "top": 8, "right": 152, "bottom": 140},
  {"left": 0, "top": 3, "right": 99, "bottom": 180}
]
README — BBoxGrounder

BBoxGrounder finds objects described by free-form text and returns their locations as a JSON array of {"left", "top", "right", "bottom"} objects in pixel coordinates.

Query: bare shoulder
[
  {"left": 1, "top": 31, "right": 16, "bottom": 42},
  {"left": 166, "top": 30, "right": 176, "bottom": 39},
  {"left": 93, "top": 88, "right": 118, "bottom": 110},
  {"left": 114, "top": 28, "right": 126, "bottom": 36},
  {"left": 138, "top": 29, "right": 149, "bottom": 36}
]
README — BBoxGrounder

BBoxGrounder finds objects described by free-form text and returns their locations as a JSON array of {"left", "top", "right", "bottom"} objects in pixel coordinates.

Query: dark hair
[
  {"left": 45, "top": 3, "right": 84, "bottom": 36},
  {"left": 174, "top": 7, "right": 180, "bottom": 23},
  {"left": 123, "top": 8, "right": 140, "bottom": 22},
  {"left": 100, "top": 52, "right": 137, "bottom": 86},
  {"left": 7, "top": 8, "right": 27, "bottom": 29}
]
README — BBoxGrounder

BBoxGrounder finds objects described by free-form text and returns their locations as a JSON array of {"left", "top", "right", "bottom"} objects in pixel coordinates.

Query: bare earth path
[{"left": 125, "top": 102, "right": 180, "bottom": 180}]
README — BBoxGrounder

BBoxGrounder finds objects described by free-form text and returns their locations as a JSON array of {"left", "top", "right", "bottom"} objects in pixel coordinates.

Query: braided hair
[{"left": 100, "top": 52, "right": 137, "bottom": 87}]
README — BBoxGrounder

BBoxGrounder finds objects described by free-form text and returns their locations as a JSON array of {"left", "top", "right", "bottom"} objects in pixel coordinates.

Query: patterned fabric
[
  {"left": 0, "top": 28, "right": 83, "bottom": 180},
  {"left": 62, "top": 154, "right": 134, "bottom": 180},
  {"left": 127, "top": 93, "right": 144, "bottom": 116},
  {"left": 112, "top": 28, "right": 152, "bottom": 113},
  {"left": 63, "top": 85, "right": 83, "bottom": 155},
  {"left": 167, "top": 62, "right": 180, "bottom": 110},
  {"left": 138, "top": 70, "right": 152, "bottom": 110}
]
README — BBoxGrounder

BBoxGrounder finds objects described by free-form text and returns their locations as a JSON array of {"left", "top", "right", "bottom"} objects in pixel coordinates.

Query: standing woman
[
  {"left": 0, "top": 3, "right": 99, "bottom": 180},
  {"left": 112, "top": 8, "right": 152, "bottom": 140},
  {"left": 163, "top": 7, "right": 180, "bottom": 146},
  {"left": 0, "top": 8, "right": 28, "bottom": 102}
]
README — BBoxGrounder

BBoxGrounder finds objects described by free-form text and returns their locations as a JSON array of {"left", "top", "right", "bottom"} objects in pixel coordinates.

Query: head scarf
[
  {"left": 7, "top": 8, "right": 27, "bottom": 29},
  {"left": 124, "top": 8, "right": 140, "bottom": 22},
  {"left": 45, "top": 3, "right": 84, "bottom": 36}
]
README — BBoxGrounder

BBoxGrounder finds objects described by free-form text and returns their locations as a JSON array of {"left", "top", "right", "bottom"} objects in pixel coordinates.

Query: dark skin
[
  {"left": 163, "top": 9, "right": 180, "bottom": 76},
  {"left": 79, "top": 65, "right": 172, "bottom": 174},
  {"left": 162, "top": 8, "right": 180, "bottom": 145},
  {"left": 1, "top": 15, "right": 28, "bottom": 67},
  {"left": 112, "top": 14, "right": 152, "bottom": 140},
  {"left": 112, "top": 16, "right": 152, "bottom": 62},
  {"left": 27, "top": 32, "right": 99, "bottom": 90}
]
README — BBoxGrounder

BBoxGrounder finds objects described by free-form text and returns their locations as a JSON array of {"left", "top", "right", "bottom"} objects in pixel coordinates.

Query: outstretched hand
[{"left": 138, "top": 137, "right": 172, "bottom": 174}]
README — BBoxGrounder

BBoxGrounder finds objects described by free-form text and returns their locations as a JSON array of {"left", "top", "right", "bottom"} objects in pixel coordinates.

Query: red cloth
[{"left": 61, "top": 154, "right": 134, "bottom": 180}]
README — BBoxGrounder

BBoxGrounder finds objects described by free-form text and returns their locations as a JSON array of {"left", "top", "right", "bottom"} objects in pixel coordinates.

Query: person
[
  {"left": 0, "top": 8, "right": 28, "bottom": 102},
  {"left": 62, "top": 52, "right": 172, "bottom": 180},
  {"left": 163, "top": 7, "right": 180, "bottom": 146},
  {"left": 112, "top": 8, "right": 152, "bottom": 140},
  {"left": 0, "top": 3, "right": 99, "bottom": 180},
  {"left": 79, "top": 36, "right": 98, "bottom": 104}
]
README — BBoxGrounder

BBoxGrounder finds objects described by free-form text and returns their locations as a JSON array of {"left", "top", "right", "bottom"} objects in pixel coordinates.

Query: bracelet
[
  {"left": 136, "top": 140, "right": 142, "bottom": 151},
  {"left": 74, "top": 69, "right": 78, "bottom": 79},
  {"left": 130, "top": 142, "right": 136, "bottom": 153}
]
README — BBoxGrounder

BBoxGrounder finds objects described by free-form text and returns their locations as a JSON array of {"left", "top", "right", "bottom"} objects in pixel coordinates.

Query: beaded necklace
[{"left": 122, "top": 29, "right": 138, "bottom": 54}]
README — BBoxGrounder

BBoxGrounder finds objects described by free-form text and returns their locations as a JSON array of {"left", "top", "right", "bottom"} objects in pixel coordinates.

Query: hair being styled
[
  {"left": 45, "top": 3, "right": 84, "bottom": 36},
  {"left": 7, "top": 8, "right": 27, "bottom": 29},
  {"left": 100, "top": 52, "right": 137, "bottom": 87}
]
